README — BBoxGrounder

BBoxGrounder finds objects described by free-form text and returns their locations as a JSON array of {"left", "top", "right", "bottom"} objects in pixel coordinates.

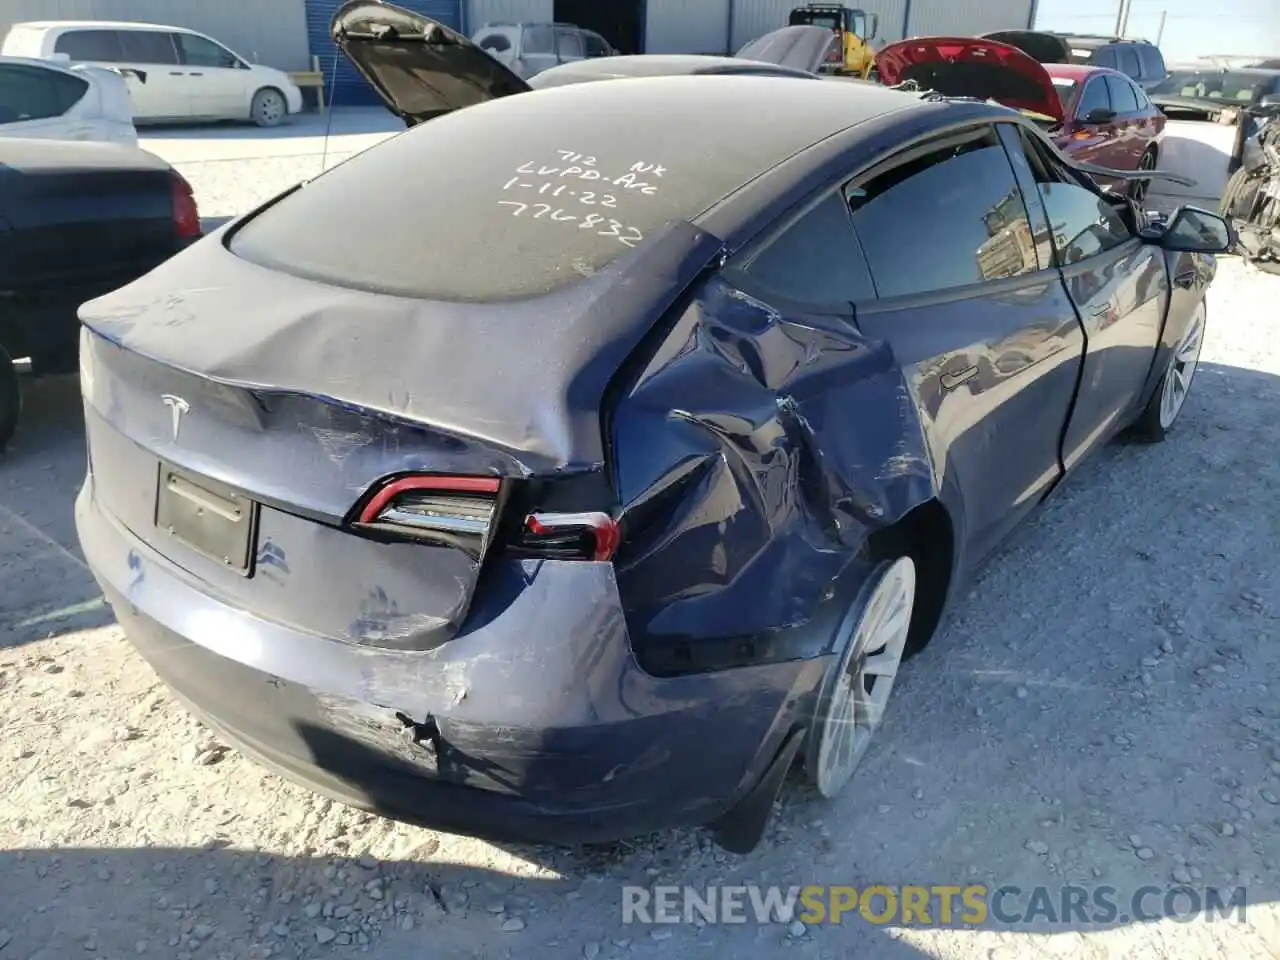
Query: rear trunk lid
[{"left": 875, "top": 36, "right": 1065, "bottom": 125}]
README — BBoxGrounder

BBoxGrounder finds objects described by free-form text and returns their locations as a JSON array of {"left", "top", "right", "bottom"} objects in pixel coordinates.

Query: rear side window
[
  {"left": 1116, "top": 46, "right": 1141, "bottom": 80},
  {"left": 0, "top": 64, "right": 87, "bottom": 123},
  {"left": 1137, "top": 45, "right": 1164, "bottom": 79},
  {"left": 522, "top": 26, "right": 555, "bottom": 55},
  {"left": 556, "top": 30, "right": 584, "bottom": 59},
  {"left": 1105, "top": 75, "right": 1140, "bottom": 114},
  {"left": 584, "top": 32, "right": 611, "bottom": 57},
  {"left": 734, "top": 191, "right": 875, "bottom": 306},
  {"left": 53, "top": 29, "right": 124, "bottom": 62},
  {"left": 1092, "top": 47, "right": 1117, "bottom": 69},
  {"left": 1076, "top": 77, "right": 1110, "bottom": 118},
  {"left": 229, "top": 87, "right": 815, "bottom": 302},
  {"left": 119, "top": 30, "right": 179, "bottom": 65},
  {"left": 845, "top": 127, "right": 1038, "bottom": 298}
]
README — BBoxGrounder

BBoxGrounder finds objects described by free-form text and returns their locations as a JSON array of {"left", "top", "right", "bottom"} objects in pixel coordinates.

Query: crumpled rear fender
[{"left": 607, "top": 274, "right": 937, "bottom": 676}]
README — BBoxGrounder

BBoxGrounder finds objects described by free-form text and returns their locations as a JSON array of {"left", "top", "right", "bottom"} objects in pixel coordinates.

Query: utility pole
[
  {"left": 1155, "top": 10, "right": 1167, "bottom": 45},
  {"left": 1114, "top": 0, "right": 1132, "bottom": 37}
]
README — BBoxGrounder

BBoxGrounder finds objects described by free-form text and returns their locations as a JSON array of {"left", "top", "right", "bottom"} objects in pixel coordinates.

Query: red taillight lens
[
  {"left": 518, "top": 511, "right": 620, "bottom": 562},
  {"left": 170, "top": 170, "right": 201, "bottom": 239},
  {"left": 351, "top": 474, "right": 619, "bottom": 563}
]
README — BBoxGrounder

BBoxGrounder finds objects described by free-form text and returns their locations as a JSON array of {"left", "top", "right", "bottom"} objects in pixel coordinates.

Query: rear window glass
[
  {"left": 523, "top": 26, "right": 554, "bottom": 54},
  {"left": 54, "top": 29, "right": 124, "bottom": 61},
  {"left": 1137, "top": 44, "right": 1164, "bottom": 78},
  {"left": 229, "top": 82, "right": 808, "bottom": 302}
]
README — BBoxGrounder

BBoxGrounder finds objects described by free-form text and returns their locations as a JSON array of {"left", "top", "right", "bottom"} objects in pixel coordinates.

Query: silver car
[{"left": 471, "top": 22, "right": 616, "bottom": 79}]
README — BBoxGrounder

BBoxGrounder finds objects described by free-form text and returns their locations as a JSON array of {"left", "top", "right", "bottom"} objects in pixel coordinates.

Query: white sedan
[{"left": 0, "top": 55, "right": 137, "bottom": 145}]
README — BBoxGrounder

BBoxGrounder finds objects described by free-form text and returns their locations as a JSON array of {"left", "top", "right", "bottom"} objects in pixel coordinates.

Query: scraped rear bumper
[{"left": 76, "top": 474, "right": 820, "bottom": 844}]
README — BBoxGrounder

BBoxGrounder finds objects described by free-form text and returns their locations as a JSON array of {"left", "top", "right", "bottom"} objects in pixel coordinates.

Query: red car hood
[{"left": 875, "top": 36, "right": 1064, "bottom": 125}]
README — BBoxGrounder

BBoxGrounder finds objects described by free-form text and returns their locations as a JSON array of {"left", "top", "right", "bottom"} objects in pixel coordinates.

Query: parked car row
[{"left": 2, "top": 20, "right": 303, "bottom": 127}]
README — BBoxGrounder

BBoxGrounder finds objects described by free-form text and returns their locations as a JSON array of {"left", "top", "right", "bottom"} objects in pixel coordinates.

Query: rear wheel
[
  {"left": 1128, "top": 148, "right": 1157, "bottom": 205},
  {"left": 1131, "top": 299, "right": 1205, "bottom": 442},
  {"left": 0, "top": 344, "right": 21, "bottom": 454},
  {"left": 251, "top": 88, "right": 287, "bottom": 128},
  {"left": 1220, "top": 166, "right": 1261, "bottom": 220},
  {"left": 804, "top": 556, "right": 916, "bottom": 799}
]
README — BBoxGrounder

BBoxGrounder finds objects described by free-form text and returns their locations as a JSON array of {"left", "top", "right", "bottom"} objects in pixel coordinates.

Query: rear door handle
[
  {"left": 169, "top": 70, "right": 184, "bottom": 75},
  {"left": 189, "top": 71, "right": 203, "bottom": 76}
]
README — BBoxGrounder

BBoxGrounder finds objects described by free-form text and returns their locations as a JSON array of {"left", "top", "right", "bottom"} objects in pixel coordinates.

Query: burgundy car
[{"left": 876, "top": 38, "right": 1165, "bottom": 202}]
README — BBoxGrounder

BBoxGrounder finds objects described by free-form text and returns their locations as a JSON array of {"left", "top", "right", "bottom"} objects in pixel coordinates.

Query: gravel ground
[{"left": 1, "top": 119, "right": 1280, "bottom": 960}]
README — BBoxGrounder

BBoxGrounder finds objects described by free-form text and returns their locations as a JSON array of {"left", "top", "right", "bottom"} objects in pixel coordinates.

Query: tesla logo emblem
[{"left": 161, "top": 394, "right": 190, "bottom": 441}]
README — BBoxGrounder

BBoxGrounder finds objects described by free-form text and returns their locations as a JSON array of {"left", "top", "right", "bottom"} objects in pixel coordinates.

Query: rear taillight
[
  {"left": 351, "top": 473, "right": 619, "bottom": 562},
  {"left": 170, "top": 170, "right": 201, "bottom": 239},
  {"left": 516, "top": 511, "right": 620, "bottom": 562}
]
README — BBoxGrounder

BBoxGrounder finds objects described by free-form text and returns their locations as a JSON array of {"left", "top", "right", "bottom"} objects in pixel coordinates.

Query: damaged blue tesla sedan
[{"left": 74, "top": 3, "right": 1233, "bottom": 853}]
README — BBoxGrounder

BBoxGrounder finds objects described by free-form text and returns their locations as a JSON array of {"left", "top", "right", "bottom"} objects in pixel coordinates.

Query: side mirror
[
  {"left": 1084, "top": 107, "right": 1117, "bottom": 124},
  {"left": 1160, "top": 205, "right": 1235, "bottom": 253}
]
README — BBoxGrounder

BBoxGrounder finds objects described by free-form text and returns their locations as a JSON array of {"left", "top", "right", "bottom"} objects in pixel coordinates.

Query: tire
[
  {"left": 1219, "top": 165, "right": 1261, "bottom": 220},
  {"left": 250, "top": 87, "right": 287, "bottom": 128},
  {"left": 803, "top": 556, "right": 916, "bottom": 799},
  {"left": 1128, "top": 147, "right": 1157, "bottom": 205},
  {"left": 1130, "top": 298, "right": 1206, "bottom": 443},
  {"left": 0, "top": 344, "right": 21, "bottom": 454}
]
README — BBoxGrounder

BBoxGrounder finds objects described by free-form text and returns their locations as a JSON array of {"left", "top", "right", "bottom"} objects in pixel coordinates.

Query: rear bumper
[{"left": 76, "top": 475, "right": 821, "bottom": 844}]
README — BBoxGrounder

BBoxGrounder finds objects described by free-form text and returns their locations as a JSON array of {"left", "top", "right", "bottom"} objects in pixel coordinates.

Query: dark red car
[{"left": 876, "top": 38, "right": 1165, "bottom": 201}]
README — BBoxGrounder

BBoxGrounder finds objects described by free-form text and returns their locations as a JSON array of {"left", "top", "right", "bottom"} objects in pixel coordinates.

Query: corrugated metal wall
[
  {"left": 905, "top": 0, "right": 1033, "bottom": 38},
  {"left": 646, "top": 0, "right": 731, "bottom": 54},
  {"left": 306, "top": 0, "right": 461, "bottom": 107},
  {"left": 466, "top": 0, "right": 551, "bottom": 32},
  {"left": 0, "top": 0, "right": 310, "bottom": 70}
]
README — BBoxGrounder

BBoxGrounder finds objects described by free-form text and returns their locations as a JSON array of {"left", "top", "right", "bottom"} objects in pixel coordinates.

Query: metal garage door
[{"left": 306, "top": 0, "right": 463, "bottom": 107}]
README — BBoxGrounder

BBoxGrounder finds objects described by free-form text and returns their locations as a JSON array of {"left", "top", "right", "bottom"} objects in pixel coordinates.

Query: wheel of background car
[
  {"left": 804, "top": 556, "right": 916, "bottom": 799},
  {"left": 1128, "top": 147, "right": 1157, "bottom": 204},
  {"left": 251, "top": 87, "right": 286, "bottom": 128},
  {"left": 1219, "top": 166, "right": 1261, "bottom": 219},
  {"left": 0, "top": 343, "right": 21, "bottom": 454},
  {"left": 1130, "top": 299, "right": 1205, "bottom": 442}
]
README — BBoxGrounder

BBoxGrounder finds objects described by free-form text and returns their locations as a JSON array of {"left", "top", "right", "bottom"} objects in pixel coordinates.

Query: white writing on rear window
[{"left": 495, "top": 150, "right": 670, "bottom": 248}]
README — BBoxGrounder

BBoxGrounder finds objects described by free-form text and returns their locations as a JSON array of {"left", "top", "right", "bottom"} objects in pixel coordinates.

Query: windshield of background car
[
  {"left": 791, "top": 11, "right": 840, "bottom": 30},
  {"left": 229, "top": 80, "right": 819, "bottom": 302},
  {"left": 1050, "top": 76, "right": 1077, "bottom": 110},
  {"left": 1151, "top": 70, "right": 1266, "bottom": 103}
]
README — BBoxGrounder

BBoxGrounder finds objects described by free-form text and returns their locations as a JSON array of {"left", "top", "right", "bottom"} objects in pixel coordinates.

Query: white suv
[
  {"left": 1, "top": 21, "right": 303, "bottom": 127},
  {"left": 471, "top": 23, "right": 617, "bottom": 80}
]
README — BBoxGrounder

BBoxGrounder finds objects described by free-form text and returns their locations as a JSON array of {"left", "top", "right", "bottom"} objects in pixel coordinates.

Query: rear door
[
  {"left": 731, "top": 122, "right": 1085, "bottom": 560},
  {"left": 1067, "top": 74, "right": 1126, "bottom": 173},
  {"left": 1104, "top": 72, "right": 1144, "bottom": 169},
  {"left": 115, "top": 29, "right": 187, "bottom": 119},
  {"left": 1005, "top": 126, "right": 1167, "bottom": 469},
  {"left": 0, "top": 62, "right": 90, "bottom": 140},
  {"left": 172, "top": 31, "right": 251, "bottom": 119},
  {"left": 555, "top": 28, "right": 585, "bottom": 66}
]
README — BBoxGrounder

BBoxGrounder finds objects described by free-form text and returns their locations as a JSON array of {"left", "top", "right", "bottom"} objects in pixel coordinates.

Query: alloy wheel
[
  {"left": 1130, "top": 151, "right": 1155, "bottom": 205},
  {"left": 1159, "top": 302, "right": 1205, "bottom": 429},
  {"left": 254, "top": 90, "right": 285, "bottom": 127},
  {"left": 811, "top": 556, "right": 916, "bottom": 799}
]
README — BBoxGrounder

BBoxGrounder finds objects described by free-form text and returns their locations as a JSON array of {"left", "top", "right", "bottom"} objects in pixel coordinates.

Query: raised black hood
[{"left": 332, "top": 1, "right": 836, "bottom": 126}]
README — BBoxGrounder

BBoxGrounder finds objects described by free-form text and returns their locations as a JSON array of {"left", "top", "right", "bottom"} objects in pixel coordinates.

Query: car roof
[
  {"left": 9, "top": 20, "right": 191, "bottom": 33},
  {"left": 528, "top": 54, "right": 820, "bottom": 88},
  {"left": 0, "top": 54, "right": 76, "bottom": 73}
]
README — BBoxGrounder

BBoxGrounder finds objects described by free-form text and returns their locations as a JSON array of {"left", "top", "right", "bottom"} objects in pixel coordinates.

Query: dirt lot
[{"left": 2, "top": 116, "right": 1280, "bottom": 959}]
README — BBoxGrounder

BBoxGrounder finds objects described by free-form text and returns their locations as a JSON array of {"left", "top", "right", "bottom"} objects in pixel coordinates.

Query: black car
[
  {"left": 73, "top": 1, "right": 1231, "bottom": 853},
  {"left": 983, "top": 31, "right": 1167, "bottom": 89},
  {"left": 0, "top": 138, "right": 201, "bottom": 451}
]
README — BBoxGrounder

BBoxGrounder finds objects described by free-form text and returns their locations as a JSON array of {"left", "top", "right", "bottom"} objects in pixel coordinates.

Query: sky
[{"left": 1033, "top": 0, "right": 1280, "bottom": 63}]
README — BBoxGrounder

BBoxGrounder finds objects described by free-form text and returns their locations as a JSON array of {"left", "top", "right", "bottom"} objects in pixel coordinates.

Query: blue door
[{"left": 305, "top": 0, "right": 463, "bottom": 108}]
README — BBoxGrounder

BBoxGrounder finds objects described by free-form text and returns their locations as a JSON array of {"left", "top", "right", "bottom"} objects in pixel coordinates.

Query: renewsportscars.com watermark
[{"left": 621, "top": 884, "right": 1248, "bottom": 927}]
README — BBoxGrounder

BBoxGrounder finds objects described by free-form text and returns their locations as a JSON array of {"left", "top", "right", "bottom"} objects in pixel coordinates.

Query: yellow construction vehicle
[{"left": 787, "top": 3, "right": 880, "bottom": 79}]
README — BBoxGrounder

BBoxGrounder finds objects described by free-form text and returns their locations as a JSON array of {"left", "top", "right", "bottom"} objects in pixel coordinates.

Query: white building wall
[
  {"left": 0, "top": 0, "right": 310, "bottom": 70},
  {"left": 645, "top": 0, "right": 731, "bottom": 54}
]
